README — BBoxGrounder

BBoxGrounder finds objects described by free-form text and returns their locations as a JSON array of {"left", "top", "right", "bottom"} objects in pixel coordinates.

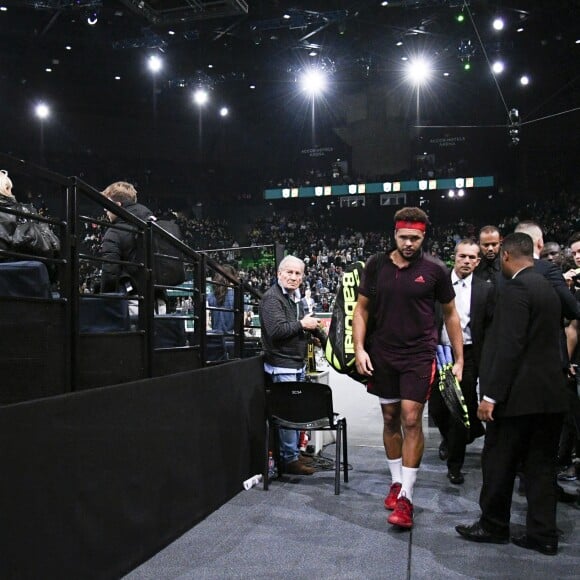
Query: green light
[
  {"left": 457, "top": 13, "right": 465, "bottom": 23},
  {"left": 463, "top": 62, "right": 471, "bottom": 71}
]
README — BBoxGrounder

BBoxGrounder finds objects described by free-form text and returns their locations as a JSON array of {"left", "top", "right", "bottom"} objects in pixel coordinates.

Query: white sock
[
  {"left": 400, "top": 466, "right": 419, "bottom": 502},
  {"left": 386, "top": 457, "right": 402, "bottom": 484}
]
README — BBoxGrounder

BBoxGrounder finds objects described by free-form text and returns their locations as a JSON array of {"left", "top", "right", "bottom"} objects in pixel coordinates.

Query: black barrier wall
[{"left": 0, "top": 356, "right": 265, "bottom": 580}]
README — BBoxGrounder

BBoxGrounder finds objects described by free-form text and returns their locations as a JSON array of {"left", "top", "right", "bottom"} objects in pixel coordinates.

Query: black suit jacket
[
  {"left": 468, "top": 274, "right": 495, "bottom": 369},
  {"left": 533, "top": 258, "right": 580, "bottom": 320},
  {"left": 473, "top": 256, "right": 501, "bottom": 286},
  {"left": 479, "top": 267, "right": 568, "bottom": 417}
]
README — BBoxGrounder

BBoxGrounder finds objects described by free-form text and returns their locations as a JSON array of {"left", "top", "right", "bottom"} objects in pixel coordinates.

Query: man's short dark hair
[
  {"left": 394, "top": 206, "right": 429, "bottom": 225},
  {"left": 568, "top": 232, "right": 580, "bottom": 247},
  {"left": 502, "top": 232, "right": 534, "bottom": 259},
  {"left": 479, "top": 225, "right": 500, "bottom": 238}
]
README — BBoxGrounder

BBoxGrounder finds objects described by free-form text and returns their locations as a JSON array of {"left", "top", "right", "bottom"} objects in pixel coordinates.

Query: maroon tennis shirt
[{"left": 358, "top": 250, "right": 455, "bottom": 357}]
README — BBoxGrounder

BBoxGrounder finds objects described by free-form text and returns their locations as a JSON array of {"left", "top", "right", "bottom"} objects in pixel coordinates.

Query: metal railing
[{"left": 0, "top": 153, "right": 263, "bottom": 396}]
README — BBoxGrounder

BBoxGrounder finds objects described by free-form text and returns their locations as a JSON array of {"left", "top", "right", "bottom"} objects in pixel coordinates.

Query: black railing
[{"left": 0, "top": 153, "right": 264, "bottom": 401}]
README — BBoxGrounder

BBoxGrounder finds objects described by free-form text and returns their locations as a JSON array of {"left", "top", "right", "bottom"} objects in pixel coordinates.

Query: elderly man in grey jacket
[{"left": 260, "top": 255, "right": 323, "bottom": 476}]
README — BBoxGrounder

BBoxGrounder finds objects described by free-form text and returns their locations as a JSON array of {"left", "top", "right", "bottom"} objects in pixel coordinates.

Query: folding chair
[{"left": 263, "top": 381, "right": 348, "bottom": 495}]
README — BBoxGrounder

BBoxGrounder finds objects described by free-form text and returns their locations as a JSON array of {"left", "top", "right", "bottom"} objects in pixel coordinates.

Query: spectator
[
  {"left": 100, "top": 181, "right": 153, "bottom": 294},
  {"left": 260, "top": 255, "right": 323, "bottom": 476},
  {"left": 207, "top": 264, "right": 237, "bottom": 333}
]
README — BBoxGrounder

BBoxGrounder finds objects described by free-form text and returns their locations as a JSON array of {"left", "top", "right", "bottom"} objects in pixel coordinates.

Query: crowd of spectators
[
  {"left": 66, "top": 180, "right": 580, "bottom": 313},
  {"left": 238, "top": 189, "right": 580, "bottom": 313}
]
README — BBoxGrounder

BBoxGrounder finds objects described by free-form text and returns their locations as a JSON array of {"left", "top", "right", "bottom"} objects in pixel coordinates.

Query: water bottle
[
  {"left": 268, "top": 451, "right": 277, "bottom": 479},
  {"left": 299, "top": 430, "right": 309, "bottom": 452}
]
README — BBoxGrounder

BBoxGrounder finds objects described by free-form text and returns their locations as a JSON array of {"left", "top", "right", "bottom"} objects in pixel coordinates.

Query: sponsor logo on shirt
[{"left": 414, "top": 275, "right": 426, "bottom": 284}]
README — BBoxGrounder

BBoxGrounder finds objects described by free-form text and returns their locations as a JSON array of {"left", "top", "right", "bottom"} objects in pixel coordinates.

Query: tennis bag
[{"left": 325, "top": 253, "right": 384, "bottom": 384}]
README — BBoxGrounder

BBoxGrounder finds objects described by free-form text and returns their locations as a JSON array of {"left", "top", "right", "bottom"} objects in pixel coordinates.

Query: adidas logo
[{"left": 414, "top": 275, "right": 426, "bottom": 284}]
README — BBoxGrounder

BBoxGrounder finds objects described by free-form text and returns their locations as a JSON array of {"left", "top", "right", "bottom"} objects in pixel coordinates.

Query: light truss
[
  {"left": 2, "top": 0, "right": 101, "bottom": 8},
  {"left": 118, "top": 0, "right": 248, "bottom": 25}
]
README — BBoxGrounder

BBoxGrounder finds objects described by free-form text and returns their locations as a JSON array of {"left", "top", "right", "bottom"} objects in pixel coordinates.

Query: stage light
[
  {"left": 457, "top": 189, "right": 465, "bottom": 197},
  {"left": 493, "top": 17, "right": 504, "bottom": 31},
  {"left": 456, "top": 13, "right": 465, "bottom": 23},
  {"left": 508, "top": 108, "right": 520, "bottom": 145},
  {"left": 219, "top": 107, "right": 229, "bottom": 117},
  {"left": 148, "top": 55, "right": 162, "bottom": 73},
  {"left": 87, "top": 11, "right": 98, "bottom": 26},
  {"left": 520, "top": 75, "right": 530, "bottom": 86},
  {"left": 65, "top": 45, "right": 72, "bottom": 51},
  {"left": 35, "top": 103, "right": 50, "bottom": 120},
  {"left": 405, "top": 57, "right": 432, "bottom": 85},
  {"left": 463, "top": 62, "right": 471, "bottom": 71},
  {"left": 300, "top": 68, "right": 327, "bottom": 95},
  {"left": 509, "top": 108, "right": 520, "bottom": 125},
  {"left": 193, "top": 88, "right": 209, "bottom": 106},
  {"left": 168, "top": 30, "right": 175, "bottom": 36},
  {"left": 492, "top": 60, "right": 504, "bottom": 74},
  {"left": 381, "top": 1, "right": 389, "bottom": 6},
  {"left": 448, "top": 189, "right": 455, "bottom": 198}
]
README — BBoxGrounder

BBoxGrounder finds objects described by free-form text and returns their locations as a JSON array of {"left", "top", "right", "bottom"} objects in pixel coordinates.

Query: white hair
[
  {"left": 278, "top": 255, "right": 305, "bottom": 273},
  {"left": 0, "top": 170, "right": 13, "bottom": 196}
]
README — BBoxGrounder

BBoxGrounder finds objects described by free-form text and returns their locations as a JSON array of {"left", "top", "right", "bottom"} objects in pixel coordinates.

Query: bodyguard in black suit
[
  {"left": 430, "top": 240, "right": 494, "bottom": 483},
  {"left": 456, "top": 233, "right": 568, "bottom": 555}
]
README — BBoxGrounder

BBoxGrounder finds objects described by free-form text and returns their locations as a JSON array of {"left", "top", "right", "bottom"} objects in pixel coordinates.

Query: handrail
[{"left": 0, "top": 152, "right": 261, "bottom": 397}]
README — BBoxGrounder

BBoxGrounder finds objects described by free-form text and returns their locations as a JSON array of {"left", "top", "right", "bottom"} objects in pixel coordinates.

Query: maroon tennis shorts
[{"left": 366, "top": 351, "right": 436, "bottom": 404}]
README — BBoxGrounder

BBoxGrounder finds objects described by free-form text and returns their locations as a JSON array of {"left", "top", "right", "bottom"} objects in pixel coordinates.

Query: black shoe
[
  {"left": 455, "top": 521, "right": 509, "bottom": 544},
  {"left": 557, "top": 464, "right": 578, "bottom": 482},
  {"left": 511, "top": 534, "right": 557, "bottom": 556},
  {"left": 438, "top": 439, "right": 449, "bottom": 461},
  {"left": 447, "top": 470, "right": 465, "bottom": 485}
]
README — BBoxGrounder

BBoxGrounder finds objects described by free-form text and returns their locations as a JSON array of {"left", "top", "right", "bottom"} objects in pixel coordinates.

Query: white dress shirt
[{"left": 441, "top": 271, "right": 473, "bottom": 346}]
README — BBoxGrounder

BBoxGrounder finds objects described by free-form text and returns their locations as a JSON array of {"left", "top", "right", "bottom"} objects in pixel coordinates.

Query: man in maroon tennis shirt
[{"left": 353, "top": 206, "right": 464, "bottom": 529}]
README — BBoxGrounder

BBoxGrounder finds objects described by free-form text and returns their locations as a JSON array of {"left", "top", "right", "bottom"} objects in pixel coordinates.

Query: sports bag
[{"left": 324, "top": 253, "right": 384, "bottom": 383}]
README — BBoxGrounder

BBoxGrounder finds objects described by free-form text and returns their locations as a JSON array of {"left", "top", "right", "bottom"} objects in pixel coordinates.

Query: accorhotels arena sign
[{"left": 265, "top": 176, "right": 494, "bottom": 200}]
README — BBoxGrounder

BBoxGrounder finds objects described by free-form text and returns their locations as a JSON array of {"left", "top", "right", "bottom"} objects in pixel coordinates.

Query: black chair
[
  {"left": 154, "top": 315, "right": 187, "bottom": 348},
  {"left": 263, "top": 381, "right": 348, "bottom": 495},
  {"left": 205, "top": 332, "right": 228, "bottom": 362},
  {"left": 79, "top": 294, "right": 130, "bottom": 333},
  {"left": 0, "top": 260, "right": 51, "bottom": 299}
]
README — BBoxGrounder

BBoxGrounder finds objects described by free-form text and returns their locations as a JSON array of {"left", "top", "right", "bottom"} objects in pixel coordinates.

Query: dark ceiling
[{"left": 0, "top": 0, "right": 578, "bottom": 186}]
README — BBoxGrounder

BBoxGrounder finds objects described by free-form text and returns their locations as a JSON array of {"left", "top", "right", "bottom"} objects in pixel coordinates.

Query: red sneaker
[
  {"left": 384, "top": 482, "right": 402, "bottom": 510},
  {"left": 387, "top": 496, "right": 414, "bottom": 528}
]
